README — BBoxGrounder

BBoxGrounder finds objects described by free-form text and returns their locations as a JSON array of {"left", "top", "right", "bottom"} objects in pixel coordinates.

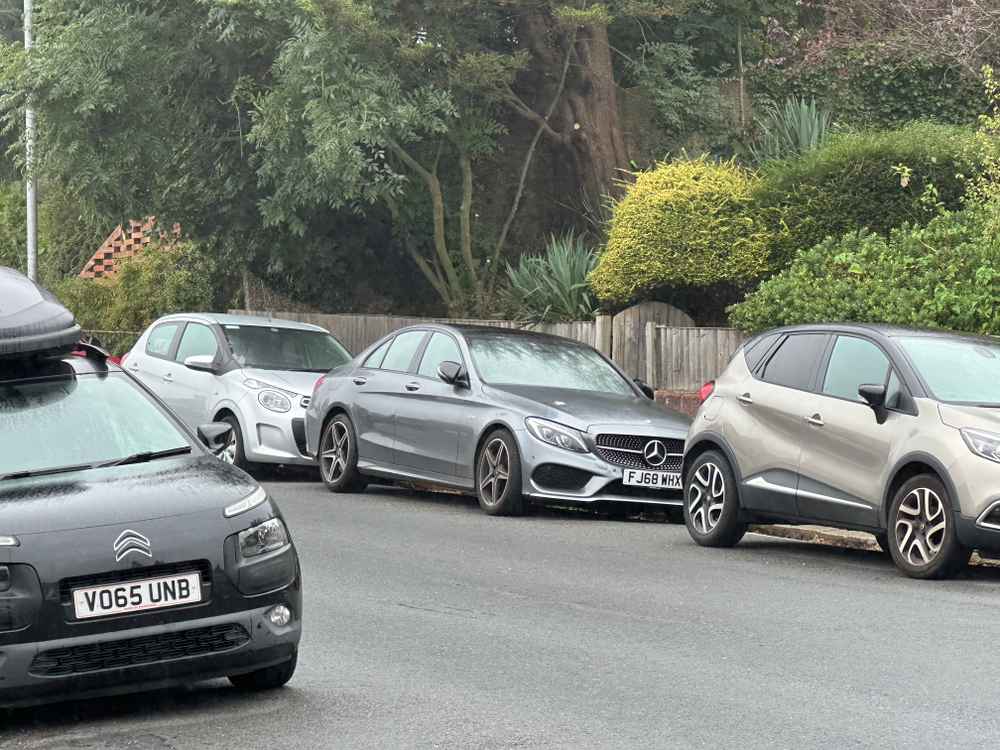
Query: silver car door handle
[
  {"left": 806, "top": 414, "right": 824, "bottom": 427},
  {"left": 738, "top": 393, "right": 753, "bottom": 405},
  {"left": 404, "top": 382, "right": 421, "bottom": 392},
  {"left": 163, "top": 373, "right": 173, "bottom": 383},
  {"left": 352, "top": 376, "right": 367, "bottom": 386}
]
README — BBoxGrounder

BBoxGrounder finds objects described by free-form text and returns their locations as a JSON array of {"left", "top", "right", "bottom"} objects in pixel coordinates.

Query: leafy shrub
[
  {"left": 504, "top": 232, "right": 598, "bottom": 323},
  {"left": 747, "top": 97, "right": 831, "bottom": 165},
  {"left": 51, "top": 241, "right": 216, "bottom": 353},
  {"left": 729, "top": 204, "right": 1000, "bottom": 334},
  {"left": 753, "top": 122, "right": 991, "bottom": 269},
  {"left": 589, "top": 157, "right": 771, "bottom": 305}
]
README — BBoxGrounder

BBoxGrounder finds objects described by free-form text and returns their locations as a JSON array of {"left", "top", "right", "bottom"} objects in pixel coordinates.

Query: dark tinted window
[
  {"left": 222, "top": 325, "right": 350, "bottom": 372},
  {"left": 743, "top": 333, "right": 779, "bottom": 371},
  {"left": 381, "top": 330, "right": 427, "bottom": 372},
  {"left": 760, "top": 334, "right": 828, "bottom": 390},
  {"left": 822, "top": 336, "right": 890, "bottom": 401},
  {"left": 363, "top": 339, "right": 392, "bottom": 369},
  {"left": 417, "top": 333, "right": 463, "bottom": 378},
  {"left": 175, "top": 323, "right": 219, "bottom": 363},
  {"left": 145, "top": 322, "right": 181, "bottom": 359}
]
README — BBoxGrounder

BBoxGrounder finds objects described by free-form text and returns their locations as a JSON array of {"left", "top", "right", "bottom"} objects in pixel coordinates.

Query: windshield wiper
[
  {"left": 98, "top": 446, "right": 192, "bottom": 468},
  {"left": 1, "top": 463, "right": 98, "bottom": 481}
]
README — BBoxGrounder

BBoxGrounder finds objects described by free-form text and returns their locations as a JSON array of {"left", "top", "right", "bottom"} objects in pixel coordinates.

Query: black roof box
[{"left": 0, "top": 267, "right": 81, "bottom": 359}]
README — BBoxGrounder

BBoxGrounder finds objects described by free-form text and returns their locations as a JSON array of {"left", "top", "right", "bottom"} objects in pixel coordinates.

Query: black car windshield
[
  {"left": 0, "top": 370, "right": 191, "bottom": 478},
  {"left": 223, "top": 325, "right": 351, "bottom": 372},
  {"left": 467, "top": 335, "right": 633, "bottom": 395},
  {"left": 898, "top": 336, "right": 1000, "bottom": 405}
]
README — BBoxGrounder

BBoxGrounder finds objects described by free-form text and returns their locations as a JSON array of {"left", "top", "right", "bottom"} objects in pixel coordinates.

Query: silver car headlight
[
  {"left": 961, "top": 428, "right": 1000, "bottom": 463},
  {"left": 525, "top": 417, "right": 588, "bottom": 453},
  {"left": 239, "top": 518, "right": 290, "bottom": 559},
  {"left": 258, "top": 389, "right": 292, "bottom": 413}
]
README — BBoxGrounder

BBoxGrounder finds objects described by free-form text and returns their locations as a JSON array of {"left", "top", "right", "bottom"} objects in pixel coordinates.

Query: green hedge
[
  {"left": 589, "top": 157, "right": 771, "bottom": 305},
  {"left": 754, "top": 122, "right": 991, "bottom": 270},
  {"left": 729, "top": 204, "right": 1000, "bottom": 334}
]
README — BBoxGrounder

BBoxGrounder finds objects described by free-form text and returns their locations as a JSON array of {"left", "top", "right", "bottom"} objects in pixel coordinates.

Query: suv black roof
[{"left": 765, "top": 322, "right": 999, "bottom": 345}]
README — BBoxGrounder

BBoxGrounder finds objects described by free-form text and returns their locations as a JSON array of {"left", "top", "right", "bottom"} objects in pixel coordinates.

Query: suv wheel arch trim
[
  {"left": 683, "top": 431, "right": 742, "bottom": 485},
  {"left": 882, "top": 452, "right": 960, "bottom": 528}
]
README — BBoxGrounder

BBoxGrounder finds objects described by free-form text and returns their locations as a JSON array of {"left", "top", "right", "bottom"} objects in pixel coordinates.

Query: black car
[{"left": 0, "top": 268, "right": 301, "bottom": 706}]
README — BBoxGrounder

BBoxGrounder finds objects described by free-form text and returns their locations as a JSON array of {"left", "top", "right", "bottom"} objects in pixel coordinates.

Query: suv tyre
[
  {"left": 684, "top": 450, "right": 747, "bottom": 548},
  {"left": 888, "top": 474, "right": 970, "bottom": 579}
]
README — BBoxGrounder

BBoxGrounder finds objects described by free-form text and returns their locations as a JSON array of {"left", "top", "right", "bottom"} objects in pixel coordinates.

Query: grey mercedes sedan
[{"left": 304, "top": 324, "right": 690, "bottom": 515}]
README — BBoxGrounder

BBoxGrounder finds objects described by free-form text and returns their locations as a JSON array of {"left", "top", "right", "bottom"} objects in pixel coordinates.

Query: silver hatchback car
[
  {"left": 684, "top": 323, "right": 1000, "bottom": 579},
  {"left": 125, "top": 313, "right": 351, "bottom": 470}
]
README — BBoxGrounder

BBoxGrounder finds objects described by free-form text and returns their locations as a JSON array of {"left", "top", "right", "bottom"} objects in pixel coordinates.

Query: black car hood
[
  {"left": 0, "top": 456, "right": 257, "bottom": 535},
  {"left": 483, "top": 384, "right": 691, "bottom": 434}
]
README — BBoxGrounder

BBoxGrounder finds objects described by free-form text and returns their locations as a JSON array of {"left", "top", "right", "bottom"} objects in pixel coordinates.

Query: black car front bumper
[{"left": 0, "top": 592, "right": 300, "bottom": 708}]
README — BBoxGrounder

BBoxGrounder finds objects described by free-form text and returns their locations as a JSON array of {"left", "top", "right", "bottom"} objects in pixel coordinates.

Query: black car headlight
[
  {"left": 239, "top": 518, "right": 290, "bottom": 559},
  {"left": 525, "top": 417, "right": 589, "bottom": 453}
]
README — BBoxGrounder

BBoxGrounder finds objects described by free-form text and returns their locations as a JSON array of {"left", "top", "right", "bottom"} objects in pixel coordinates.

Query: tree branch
[
  {"left": 458, "top": 149, "right": 479, "bottom": 295},
  {"left": 503, "top": 86, "right": 569, "bottom": 144}
]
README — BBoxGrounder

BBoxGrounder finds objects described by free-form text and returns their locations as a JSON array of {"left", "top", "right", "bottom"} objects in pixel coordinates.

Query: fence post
[
  {"left": 595, "top": 313, "right": 612, "bottom": 357},
  {"left": 644, "top": 322, "right": 657, "bottom": 388}
]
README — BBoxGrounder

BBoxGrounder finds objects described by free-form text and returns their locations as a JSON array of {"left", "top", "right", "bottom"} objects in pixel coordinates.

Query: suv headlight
[
  {"left": 258, "top": 389, "right": 292, "bottom": 413},
  {"left": 962, "top": 428, "right": 1000, "bottom": 463},
  {"left": 525, "top": 417, "right": 588, "bottom": 453},
  {"left": 239, "top": 518, "right": 290, "bottom": 559}
]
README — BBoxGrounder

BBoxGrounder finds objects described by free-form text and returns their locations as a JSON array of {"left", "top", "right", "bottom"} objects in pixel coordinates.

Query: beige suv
[{"left": 683, "top": 324, "right": 1000, "bottom": 579}]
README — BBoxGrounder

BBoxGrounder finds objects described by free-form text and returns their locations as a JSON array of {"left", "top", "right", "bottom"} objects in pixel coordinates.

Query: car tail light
[
  {"left": 120, "top": 352, "right": 129, "bottom": 367},
  {"left": 313, "top": 375, "right": 326, "bottom": 394},
  {"left": 698, "top": 380, "right": 715, "bottom": 403}
]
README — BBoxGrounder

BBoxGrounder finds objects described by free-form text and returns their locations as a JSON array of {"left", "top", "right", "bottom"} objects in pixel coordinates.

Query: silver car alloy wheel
[
  {"left": 895, "top": 487, "right": 946, "bottom": 567},
  {"left": 321, "top": 421, "right": 350, "bottom": 484},
  {"left": 479, "top": 438, "right": 510, "bottom": 506},
  {"left": 688, "top": 462, "right": 725, "bottom": 534},
  {"left": 220, "top": 429, "right": 238, "bottom": 465}
]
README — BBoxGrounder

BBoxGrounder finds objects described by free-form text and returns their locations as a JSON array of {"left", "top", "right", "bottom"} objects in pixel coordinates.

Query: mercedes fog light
[{"left": 267, "top": 604, "right": 292, "bottom": 627}]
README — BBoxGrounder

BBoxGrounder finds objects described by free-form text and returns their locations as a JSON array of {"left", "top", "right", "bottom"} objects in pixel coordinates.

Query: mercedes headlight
[{"left": 524, "top": 417, "right": 588, "bottom": 453}]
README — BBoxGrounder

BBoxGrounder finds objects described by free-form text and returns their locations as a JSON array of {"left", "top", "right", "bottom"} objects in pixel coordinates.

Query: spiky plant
[
  {"left": 748, "top": 97, "right": 832, "bottom": 164},
  {"left": 505, "top": 232, "right": 599, "bottom": 323}
]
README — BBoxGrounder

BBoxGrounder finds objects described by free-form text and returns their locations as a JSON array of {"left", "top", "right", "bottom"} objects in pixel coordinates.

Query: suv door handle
[
  {"left": 805, "top": 414, "right": 824, "bottom": 427},
  {"left": 404, "top": 382, "right": 421, "bottom": 392},
  {"left": 352, "top": 376, "right": 368, "bottom": 386},
  {"left": 738, "top": 393, "right": 753, "bottom": 405}
]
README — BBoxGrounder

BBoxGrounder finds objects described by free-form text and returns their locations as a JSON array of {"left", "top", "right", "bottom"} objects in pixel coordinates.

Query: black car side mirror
[
  {"left": 197, "top": 422, "right": 233, "bottom": 454},
  {"left": 184, "top": 354, "right": 219, "bottom": 375},
  {"left": 437, "top": 360, "right": 469, "bottom": 387},
  {"left": 633, "top": 378, "right": 655, "bottom": 400},
  {"left": 858, "top": 383, "right": 888, "bottom": 425}
]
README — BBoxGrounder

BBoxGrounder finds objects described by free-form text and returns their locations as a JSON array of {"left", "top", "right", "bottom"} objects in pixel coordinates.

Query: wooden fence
[{"left": 231, "top": 303, "right": 745, "bottom": 393}]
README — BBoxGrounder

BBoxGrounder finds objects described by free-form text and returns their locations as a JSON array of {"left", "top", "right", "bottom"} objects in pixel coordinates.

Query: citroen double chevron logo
[
  {"left": 113, "top": 529, "right": 152, "bottom": 562},
  {"left": 643, "top": 439, "right": 668, "bottom": 467}
]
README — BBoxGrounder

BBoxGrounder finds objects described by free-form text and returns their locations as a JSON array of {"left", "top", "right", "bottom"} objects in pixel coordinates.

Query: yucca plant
[
  {"left": 748, "top": 97, "right": 832, "bottom": 165},
  {"left": 505, "top": 232, "right": 599, "bottom": 323}
]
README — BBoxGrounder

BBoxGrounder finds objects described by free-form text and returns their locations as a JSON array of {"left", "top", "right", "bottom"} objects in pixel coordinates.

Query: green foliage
[
  {"left": 504, "top": 232, "right": 598, "bottom": 322},
  {"left": 753, "top": 45, "right": 986, "bottom": 130},
  {"left": 589, "top": 157, "right": 771, "bottom": 304},
  {"left": 729, "top": 204, "right": 1000, "bottom": 334},
  {"left": 747, "top": 97, "right": 831, "bottom": 164},
  {"left": 753, "top": 122, "right": 991, "bottom": 270}
]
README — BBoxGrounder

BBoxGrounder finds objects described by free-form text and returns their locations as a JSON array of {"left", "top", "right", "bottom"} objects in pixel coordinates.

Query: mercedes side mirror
[
  {"left": 858, "top": 383, "right": 888, "bottom": 424},
  {"left": 197, "top": 422, "right": 232, "bottom": 454},
  {"left": 634, "top": 378, "right": 655, "bottom": 400},
  {"left": 184, "top": 354, "right": 219, "bottom": 374},
  {"left": 437, "top": 360, "right": 469, "bottom": 387}
]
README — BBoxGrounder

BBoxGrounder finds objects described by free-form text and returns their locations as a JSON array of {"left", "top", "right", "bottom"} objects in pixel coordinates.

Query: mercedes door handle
[
  {"left": 738, "top": 393, "right": 753, "bottom": 405},
  {"left": 805, "top": 414, "right": 824, "bottom": 427},
  {"left": 352, "top": 376, "right": 368, "bottom": 386},
  {"left": 404, "top": 382, "right": 421, "bottom": 392}
]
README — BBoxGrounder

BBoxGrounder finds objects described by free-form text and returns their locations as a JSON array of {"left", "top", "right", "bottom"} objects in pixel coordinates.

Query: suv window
[
  {"left": 145, "top": 322, "right": 181, "bottom": 359},
  {"left": 822, "top": 336, "right": 890, "bottom": 402},
  {"left": 381, "top": 330, "right": 427, "bottom": 372},
  {"left": 417, "top": 333, "right": 463, "bottom": 378},
  {"left": 760, "top": 334, "right": 828, "bottom": 390},
  {"left": 363, "top": 338, "right": 392, "bottom": 369},
  {"left": 743, "top": 333, "right": 779, "bottom": 371},
  {"left": 175, "top": 323, "right": 219, "bottom": 363}
]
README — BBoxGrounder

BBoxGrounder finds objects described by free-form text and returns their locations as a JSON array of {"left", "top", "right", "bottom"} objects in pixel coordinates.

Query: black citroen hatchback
[{"left": 0, "top": 268, "right": 301, "bottom": 707}]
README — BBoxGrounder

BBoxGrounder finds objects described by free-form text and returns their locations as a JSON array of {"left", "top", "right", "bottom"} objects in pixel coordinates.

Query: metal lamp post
[{"left": 24, "top": 0, "right": 36, "bottom": 281}]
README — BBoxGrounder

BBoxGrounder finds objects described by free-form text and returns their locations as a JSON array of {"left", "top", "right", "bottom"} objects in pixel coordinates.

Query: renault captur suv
[{"left": 684, "top": 323, "right": 1000, "bottom": 579}]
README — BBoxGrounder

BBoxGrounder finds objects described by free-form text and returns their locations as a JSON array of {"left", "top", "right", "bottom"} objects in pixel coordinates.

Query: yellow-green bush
[{"left": 589, "top": 158, "right": 771, "bottom": 304}]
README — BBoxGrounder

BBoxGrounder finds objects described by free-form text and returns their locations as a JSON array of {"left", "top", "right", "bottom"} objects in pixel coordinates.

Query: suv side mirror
[
  {"left": 634, "top": 378, "right": 655, "bottom": 400},
  {"left": 437, "top": 360, "right": 469, "bottom": 387},
  {"left": 197, "top": 422, "right": 233, "bottom": 454},
  {"left": 184, "top": 354, "right": 219, "bottom": 374},
  {"left": 858, "top": 383, "right": 888, "bottom": 424}
]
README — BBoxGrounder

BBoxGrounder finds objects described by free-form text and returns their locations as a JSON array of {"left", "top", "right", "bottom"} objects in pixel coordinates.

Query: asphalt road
[{"left": 5, "top": 479, "right": 1000, "bottom": 749}]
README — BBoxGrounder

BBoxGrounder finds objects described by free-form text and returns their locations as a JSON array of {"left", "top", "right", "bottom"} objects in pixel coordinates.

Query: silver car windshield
[
  {"left": 223, "top": 325, "right": 351, "bottom": 372},
  {"left": 898, "top": 336, "right": 1000, "bottom": 406},
  {"left": 0, "top": 371, "right": 191, "bottom": 477},
  {"left": 467, "top": 335, "right": 633, "bottom": 395}
]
